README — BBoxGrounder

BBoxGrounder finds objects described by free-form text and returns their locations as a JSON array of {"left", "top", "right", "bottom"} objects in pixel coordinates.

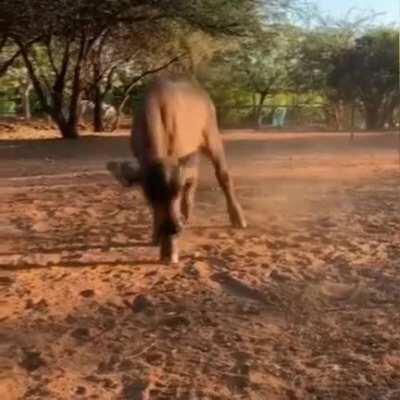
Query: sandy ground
[{"left": 0, "top": 127, "right": 400, "bottom": 400}]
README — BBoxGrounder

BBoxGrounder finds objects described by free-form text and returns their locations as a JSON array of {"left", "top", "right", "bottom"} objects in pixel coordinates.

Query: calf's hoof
[
  {"left": 229, "top": 208, "right": 247, "bottom": 229},
  {"left": 236, "top": 217, "right": 247, "bottom": 229},
  {"left": 161, "top": 253, "right": 179, "bottom": 265},
  {"left": 181, "top": 213, "right": 191, "bottom": 225},
  {"left": 160, "top": 235, "right": 179, "bottom": 265},
  {"left": 152, "top": 230, "right": 161, "bottom": 246}
]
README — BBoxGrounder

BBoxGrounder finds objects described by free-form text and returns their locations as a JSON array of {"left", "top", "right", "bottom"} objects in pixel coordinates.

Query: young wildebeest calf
[{"left": 107, "top": 77, "right": 246, "bottom": 263}]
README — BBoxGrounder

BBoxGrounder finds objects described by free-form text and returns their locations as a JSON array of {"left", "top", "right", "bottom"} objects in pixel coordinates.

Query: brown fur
[{"left": 107, "top": 77, "right": 246, "bottom": 264}]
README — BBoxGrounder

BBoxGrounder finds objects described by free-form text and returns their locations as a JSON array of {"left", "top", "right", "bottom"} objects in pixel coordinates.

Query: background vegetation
[{"left": 0, "top": 0, "right": 398, "bottom": 137}]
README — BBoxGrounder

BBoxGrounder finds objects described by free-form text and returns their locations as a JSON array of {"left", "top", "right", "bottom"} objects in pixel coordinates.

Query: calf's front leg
[
  {"left": 214, "top": 161, "right": 247, "bottom": 229},
  {"left": 181, "top": 176, "right": 198, "bottom": 223},
  {"left": 160, "top": 234, "right": 179, "bottom": 264},
  {"left": 204, "top": 134, "right": 247, "bottom": 229},
  {"left": 152, "top": 206, "right": 162, "bottom": 245}
]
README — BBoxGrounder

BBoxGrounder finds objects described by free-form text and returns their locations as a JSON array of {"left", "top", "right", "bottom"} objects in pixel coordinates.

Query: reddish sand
[{"left": 0, "top": 126, "right": 399, "bottom": 399}]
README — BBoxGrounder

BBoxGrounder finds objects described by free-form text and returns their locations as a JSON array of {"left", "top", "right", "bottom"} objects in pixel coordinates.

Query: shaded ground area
[{"left": 0, "top": 130, "right": 399, "bottom": 399}]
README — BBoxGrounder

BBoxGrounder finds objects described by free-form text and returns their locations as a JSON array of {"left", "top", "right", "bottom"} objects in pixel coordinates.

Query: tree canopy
[
  {"left": 329, "top": 28, "right": 399, "bottom": 129},
  {"left": 0, "top": 0, "right": 277, "bottom": 137},
  {"left": 0, "top": 0, "right": 398, "bottom": 134}
]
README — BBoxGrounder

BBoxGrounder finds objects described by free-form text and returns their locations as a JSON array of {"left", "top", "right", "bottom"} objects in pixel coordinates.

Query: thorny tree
[
  {"left": 1, "top": 0, "right": 273, "bottom": 138},
  {"left": 83, "top": 23, "right": 185, "bottom": 132}
]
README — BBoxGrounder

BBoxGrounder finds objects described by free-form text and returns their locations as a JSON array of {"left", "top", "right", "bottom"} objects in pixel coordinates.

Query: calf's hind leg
[
  {"left": 152, "top": 206, "right": 163, "bottom": 245},
  {"left": 181, "top": 177, "right": 198, "bottom": 223},
  {"left": 178, "top": 153, "right": 199, "bottom": 224}
]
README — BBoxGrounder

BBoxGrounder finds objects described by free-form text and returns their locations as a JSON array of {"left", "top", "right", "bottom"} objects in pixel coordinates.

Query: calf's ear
[{"left": 106, "top": 161, "right": 141, "bottom": 187}]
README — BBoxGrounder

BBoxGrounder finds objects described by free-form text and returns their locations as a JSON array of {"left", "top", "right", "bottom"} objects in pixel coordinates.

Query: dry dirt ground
[{"left": 0, "top": 127, "right": 399, "bottom": 400}]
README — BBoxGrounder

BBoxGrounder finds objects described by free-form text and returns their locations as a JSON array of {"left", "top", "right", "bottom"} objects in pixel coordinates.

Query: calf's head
[
  {"left": 143, "top": 161, "right": 184, "bottom": 238},
  {"left": 107, "top": 160, "right": 183, "bottom": 263}
]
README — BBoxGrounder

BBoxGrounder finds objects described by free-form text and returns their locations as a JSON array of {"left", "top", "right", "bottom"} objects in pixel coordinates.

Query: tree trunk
[
  {"left": 112, "top": 109, "right": 122, "bottom": 132},
  {"left": 112, "top": 95, "right": 130, "bottom": 131},
  {"left": 334, "top": 101, "right": 345, "bottom": 131},
  {"left": 61, "top": 123, "right": 79, "bottom": 139},
  {"left": 17, "top": 39, "right": 80, "bottom": 138},
  {"left": 64, "top": 125, "right": 79, "bottom": 139},
  {"left": 91, "top": 54, "right": 105, "bottom": 132},
  {"left": 93, "top": 85, "right": 104, "bottom": 132},
  {"left": 22, "top": 82, "right": 32, "bottom": 120},
  {"left": 324, "top": 106, "right": 337, "bottom": 129},
  {"left": 255, "top": 92, "right": 267, "bottom": 129},
  {"left": 364, "top": 104, "right": 381, "bottom": 130},
  {"left": 251, "top": 93, "right": 256, "bottom": 121},
  {"left": 65, "top": 107, "right": 80, "bottom": 139},
  {"left": 349, "top": 103, "right": 355, "bottom": 141},
  {"left": 65, "top": 40, "right": 85, "bottom": 139},
  {"left": 47, "top": 110, "right": 77, "bottom": 139},
  {"left": 379, "top": 95, "right": 400, "bottom": 128}
]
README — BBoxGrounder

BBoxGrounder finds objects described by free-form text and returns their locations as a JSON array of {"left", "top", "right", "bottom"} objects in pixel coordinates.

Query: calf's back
[{"left": 131, "top": 77, "right": 216, "bottom": 164}]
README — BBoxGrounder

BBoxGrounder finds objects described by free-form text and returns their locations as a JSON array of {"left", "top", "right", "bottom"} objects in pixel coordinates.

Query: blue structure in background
[{"left": 272, "top": 107, "right": 287, "bottom": 128}]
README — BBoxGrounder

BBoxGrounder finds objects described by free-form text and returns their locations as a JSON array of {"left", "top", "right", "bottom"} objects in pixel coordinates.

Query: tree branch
[
  {"left": 44, "top": 32, "right": 59, "bottom": 76},
  {"left": 52, "top": 39, "right": 71, "bottom": 113},
  {"left": 122, "top": 55, "right": 183, "bottom": 99},
  {"left": 0, "top": 36, "right": 40, "bottom": 77},
  {"left": 111, "top": 54, "right": 183, "bottom": 131},
  {"left": 68, "top": 32, "right": 87, "bottom": 127},
  {"left": 0, "top": 35, "right": 8, "bottom": 53},
  {"left": 15, "top": 39, "right": 49, "bottom": 112},
  {"left": 30, "top": 44, "right": 52, "bottom": 92},
  {"left": 0, "top": 47, "right": 22, "bottom": 77}
]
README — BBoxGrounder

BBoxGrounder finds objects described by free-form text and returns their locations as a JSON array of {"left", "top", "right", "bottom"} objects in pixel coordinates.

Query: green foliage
[
  {"left": 0, "top": 0, "right": 280, "bottom": 136},
  {"left": 329, "top": 28, "right": 399, "bottom": 128},
  {"left": 199, "top": 24, "right": 304, "bottom": 126},
  {"left": 1, "top": 0, "right": 396, "bottom": 132},
  {"left": 330, "top": 29, "right": 398, "bottom": 99}
]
